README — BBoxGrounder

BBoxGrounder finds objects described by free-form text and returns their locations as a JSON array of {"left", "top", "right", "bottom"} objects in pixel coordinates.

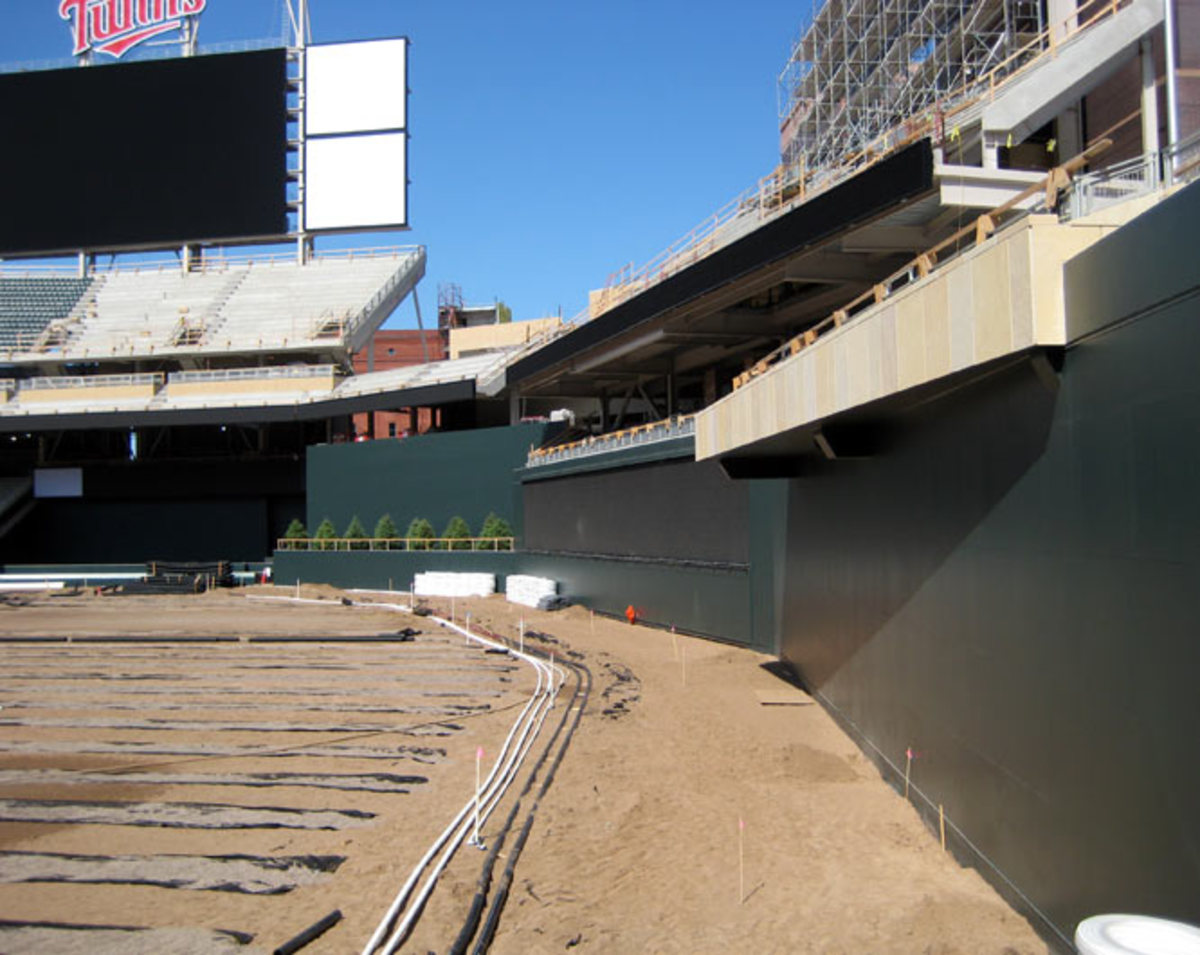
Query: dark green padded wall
[
  {"left": 305, "top": 423, "right": 552, "bottom": 540},
  {"left": 272, "top": 549, "right": 755, "bottom": 645},
  {"left": 779, "top": 183, "right": 1200, "bottom": 947}
]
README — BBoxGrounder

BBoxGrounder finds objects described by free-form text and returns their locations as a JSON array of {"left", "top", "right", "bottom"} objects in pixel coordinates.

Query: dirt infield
[{"left": 0, "top": 587, "right": 1049, "bottom": 953}]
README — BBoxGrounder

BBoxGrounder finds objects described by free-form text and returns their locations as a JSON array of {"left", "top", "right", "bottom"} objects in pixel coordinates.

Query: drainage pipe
[{"left": 360, "top": 609, "right": 562, "bottom": 955}]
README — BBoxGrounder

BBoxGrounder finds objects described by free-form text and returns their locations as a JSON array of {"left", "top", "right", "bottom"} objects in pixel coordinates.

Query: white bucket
[{"left": 1076, "top": 915, "right": 1200, "bottom": 955}]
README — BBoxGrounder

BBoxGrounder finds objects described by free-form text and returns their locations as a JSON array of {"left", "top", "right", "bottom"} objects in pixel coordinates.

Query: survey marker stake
[{"left": 471, "top": 746, "right": 485, "bottom": 849}]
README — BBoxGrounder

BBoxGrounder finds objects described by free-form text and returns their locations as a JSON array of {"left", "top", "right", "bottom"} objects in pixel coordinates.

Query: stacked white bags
[
  {"left": 413, "top": 572, "right": 496, "bottom": 598},
  {"left": 505, "top": 575, "right": 557, "bottom": 608}
]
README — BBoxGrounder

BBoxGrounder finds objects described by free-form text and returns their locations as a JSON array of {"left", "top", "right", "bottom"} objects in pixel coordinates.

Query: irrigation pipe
[
  {"left": 245, "top": 591, "right": 568, "bottom": 952},
  {"left": 450, "top": 630, "right": 591, "bottom": 955},
  {"left": 359, "top": 604, "right": 564, "bottom": 955}
]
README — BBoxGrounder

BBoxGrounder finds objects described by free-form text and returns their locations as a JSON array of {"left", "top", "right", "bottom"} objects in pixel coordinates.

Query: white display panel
[
  {"left": 306, "top": 39, "right": 407, "bottom": 136},
  {"left": 34, "top": 468, "right": 83, "bottom": 499},
  {"left": 304, "top": 132, "right": 408, "bottom": 231}
]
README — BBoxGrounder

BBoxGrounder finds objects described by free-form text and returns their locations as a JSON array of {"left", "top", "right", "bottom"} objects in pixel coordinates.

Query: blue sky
[{"left": 0, "top": 1, "right": 808, "bottom": 326}]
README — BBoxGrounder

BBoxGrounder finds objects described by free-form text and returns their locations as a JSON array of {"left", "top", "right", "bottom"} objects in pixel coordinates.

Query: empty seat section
[
  {"left": 216, "top": 255, "right": 412, "bottom": 350},
  {"left": 74, "top": 269, "right": 230, "bottom": 356},
  {"left": 0, "top": 277, "right": 92, "bottom": 351}
]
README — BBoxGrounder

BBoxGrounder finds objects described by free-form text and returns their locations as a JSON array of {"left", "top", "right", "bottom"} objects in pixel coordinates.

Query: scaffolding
[{"left": 778, "top": 0, "right": 1045, "bottom": 169}]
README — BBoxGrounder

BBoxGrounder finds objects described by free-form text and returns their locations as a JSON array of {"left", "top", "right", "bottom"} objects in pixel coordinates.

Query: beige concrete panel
[
  {"left": 783, "top": 363, "right": 804, "bottom": 426},
  {"left": 449, "top": 318, "right": 561, "bottom": 359},
  {"left": 879, "top": 304, "right": 899, "bottom": 395},
  {"left": 170, "top": 375, "right": 335, "bottom": 398},
  {"left": 946, "top": 262, "right": 975, "bottom": 373},
  {"left": 20, "top": 384, "right": 158, "bottom": 404},
  {"left": 832, "top": 330, "right": 851, "bottom": 412},
  {"left": 836, "top": 323, "right": 866, "bottom": 411},
  {"left": 895, "top": 293, "right": 927, "bottom": 391},
  {"left": 801, "top": 353, "right": 818, "bottom": 423},
  {"left": 925, "top": 275, "right": 952, "bottom": 379},
  {"left": 815, "top": 344, "right": 836, "bottom": 420},
  {"left": 972, "top": 240, "right": 1013, "bottom": 364},
  {"left": 1030, "top": 220, "right": 1119, "bottom": 344},
  {"left": 1008, "top": 228, "right": 1035, "bottom": 350}
]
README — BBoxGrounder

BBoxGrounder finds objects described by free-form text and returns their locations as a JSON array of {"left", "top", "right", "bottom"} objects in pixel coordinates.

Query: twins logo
[{"left": 60, "top": 0, "right": 208, "bottom": 59}]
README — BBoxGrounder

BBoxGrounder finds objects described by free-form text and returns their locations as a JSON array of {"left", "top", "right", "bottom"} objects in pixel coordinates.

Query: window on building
[{"left": 388, "top": 423, "right": 397, "bottom": 438}]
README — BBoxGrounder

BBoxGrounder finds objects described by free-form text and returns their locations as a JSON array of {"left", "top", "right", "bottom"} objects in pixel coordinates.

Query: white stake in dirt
[
  {"left": 904, "top": 746, "right": 913, "bottom": 798},
  {"left": 471, "top": 746, "right": 485, "bottom": 848},
  {"left": 465, "top": 612, "right": 471, "bottom": 644}
]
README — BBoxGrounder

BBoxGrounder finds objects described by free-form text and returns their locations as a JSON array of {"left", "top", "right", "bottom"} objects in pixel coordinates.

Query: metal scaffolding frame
[{"left": 778, "top": 0, "right": 1045, "bottom": 168}]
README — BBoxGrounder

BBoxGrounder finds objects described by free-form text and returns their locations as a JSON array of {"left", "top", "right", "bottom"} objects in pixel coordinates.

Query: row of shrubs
[{"left": 281, "top": 513, "right": 514, "bottom": 551}]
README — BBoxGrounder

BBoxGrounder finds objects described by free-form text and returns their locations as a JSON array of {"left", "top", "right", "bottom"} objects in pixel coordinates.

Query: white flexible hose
[{"left": 361, "top": 608, "right": 562, "bottom": 955}]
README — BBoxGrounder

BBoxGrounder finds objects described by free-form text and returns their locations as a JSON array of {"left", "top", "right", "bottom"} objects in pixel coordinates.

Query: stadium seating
[
  {"left": 0, "top": 248, "right": 423, "bottom": 364},
  {"left": 0, "top": 276, "right": 92, "bottom": 352}
]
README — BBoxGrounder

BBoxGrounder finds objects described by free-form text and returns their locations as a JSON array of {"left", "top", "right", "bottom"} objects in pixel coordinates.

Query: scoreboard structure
[{"left": 0, "top": 8, "right": 409, "bottom": 259}]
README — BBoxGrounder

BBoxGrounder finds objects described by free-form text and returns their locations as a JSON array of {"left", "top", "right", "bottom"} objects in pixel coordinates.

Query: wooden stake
[{"left": 904, "top": 747, "right": 912, "bottom": 799}]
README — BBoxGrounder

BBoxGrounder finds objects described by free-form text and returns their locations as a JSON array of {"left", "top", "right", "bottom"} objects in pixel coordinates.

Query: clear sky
[{"left": 0, "top": 1, "right": 809, "bottom": 326}]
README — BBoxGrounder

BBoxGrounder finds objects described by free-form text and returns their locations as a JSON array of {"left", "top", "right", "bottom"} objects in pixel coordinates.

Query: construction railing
[
  {"left": 277, "top": 537, "right": 516, "bottom": 552},
  {"left": 168, "top": 365, "right": 337, "bottom": 385},
  {"left": 596, "top": 0, "right": 1134, "bottom": 320},
  {"left": 0, "top": 245, "right": 424, "bottom": 279},
  {"left": 732, "top": 141, "right": 1111, "bottom": 391},
  {"left": 527, "top": 415, "right": 695, "bottom": 468},
  {"left": 20, "top": 372, "right": 166, "bottom": 392}
]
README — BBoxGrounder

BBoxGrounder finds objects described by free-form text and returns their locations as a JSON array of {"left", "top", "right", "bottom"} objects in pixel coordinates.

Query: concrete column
[
  {"left": 1048, "top": 0, "right": 1078, "bottom": 44},
  {"left": 1056, "top": 105, "right": 1083, "bottom": 162},
  {"left": 1142, "top": 36, "right": 1161, "bottom": 157}
]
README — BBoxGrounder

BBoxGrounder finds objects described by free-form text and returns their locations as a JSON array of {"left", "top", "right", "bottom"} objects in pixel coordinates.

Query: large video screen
[
  {"left": 303, "top": 38, "right": 408, "bottom": 232},
  {"left": 0, "top": 49, "right": 288, "bottom": 256}
]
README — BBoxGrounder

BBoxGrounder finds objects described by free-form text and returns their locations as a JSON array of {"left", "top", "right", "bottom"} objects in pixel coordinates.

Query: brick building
[{"left": 351, "top": 329, "right": 446, "bottom": 439}]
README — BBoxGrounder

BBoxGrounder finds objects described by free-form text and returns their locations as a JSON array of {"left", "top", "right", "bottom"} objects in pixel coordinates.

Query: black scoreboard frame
[{"left": 0, "top": 48, "right": 289, "bottom": 257}]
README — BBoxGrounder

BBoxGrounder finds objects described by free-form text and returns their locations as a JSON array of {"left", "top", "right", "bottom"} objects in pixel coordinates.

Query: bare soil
[{"left": 0, "top": 587, "right": 1050, "bottom": 953}]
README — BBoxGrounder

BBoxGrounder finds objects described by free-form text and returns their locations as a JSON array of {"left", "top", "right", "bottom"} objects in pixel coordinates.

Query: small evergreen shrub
[
  {"left": 479, "top": 513, "right": 513, "bottom": 550},
  {"left": 345, "top": 515, "right": 368, "bottom": 550},
  {"left": 282, "top": 518, "right": 307, "bottom": 551},
  {"left": 314, "top": 517, "right": 338, "bottom": 551},
  {"left": 406, "top": 517, "right": 435, "bottom": 551},
  {"left": 443, "top": 515, "right": 472, "bottom": 551},
  {"left": 375, "top": 513, "right": 399, "bottom": 549}
]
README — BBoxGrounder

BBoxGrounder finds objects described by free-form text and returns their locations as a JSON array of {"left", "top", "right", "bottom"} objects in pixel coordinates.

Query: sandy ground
[{"left": 0, "top": 587, "right": 1050, "bottom": 953}]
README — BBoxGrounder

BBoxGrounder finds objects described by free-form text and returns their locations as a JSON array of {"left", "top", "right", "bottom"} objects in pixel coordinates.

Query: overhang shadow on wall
[{"left": 779, "top": 353, "right": 1061, "bottom": 691}]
